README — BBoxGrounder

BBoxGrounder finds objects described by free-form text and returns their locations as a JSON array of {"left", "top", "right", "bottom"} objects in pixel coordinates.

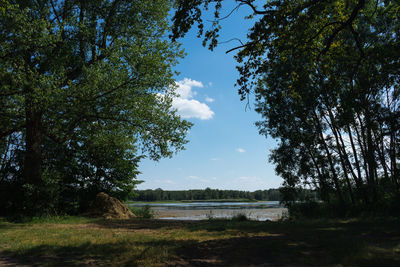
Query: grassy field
[{"left": 0, "top": 216, "right": 399, "bottom": 266}]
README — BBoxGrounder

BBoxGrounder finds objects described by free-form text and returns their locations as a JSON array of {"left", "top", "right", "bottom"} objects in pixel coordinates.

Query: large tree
[
  {"left": 172, "top": 0, "right": 400, "bottom": 213},
  {"left": 0, "top": 0, "right": 191, "bottom": 215}
]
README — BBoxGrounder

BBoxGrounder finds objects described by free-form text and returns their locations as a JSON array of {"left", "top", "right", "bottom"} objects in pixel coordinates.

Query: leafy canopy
[
  {"left": 172, "top": 0, "right": 400, "bottom": 214},
  {"left": 0, "top": 0, "right": 191, "bottom": 215}
]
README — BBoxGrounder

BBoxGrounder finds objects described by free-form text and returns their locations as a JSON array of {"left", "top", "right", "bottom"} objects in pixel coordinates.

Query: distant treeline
[{"left": 131, "top": 188, "right": 319, "bottom": 202}]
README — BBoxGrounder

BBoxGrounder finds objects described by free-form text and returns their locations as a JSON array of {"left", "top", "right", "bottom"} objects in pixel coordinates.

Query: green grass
[{"left": 0, "top": 216, "right": 399, "bottom": 266}]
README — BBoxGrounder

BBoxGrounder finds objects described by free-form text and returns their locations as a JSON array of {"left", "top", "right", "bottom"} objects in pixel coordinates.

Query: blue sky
[{"left": 137, "top": 3, "right": 283, "bottom": 191}]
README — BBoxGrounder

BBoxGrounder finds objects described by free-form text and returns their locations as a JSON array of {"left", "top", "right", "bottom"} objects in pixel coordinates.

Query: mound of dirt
[{"left": 87, "top": 192, "right": 136, "bottom": 219}]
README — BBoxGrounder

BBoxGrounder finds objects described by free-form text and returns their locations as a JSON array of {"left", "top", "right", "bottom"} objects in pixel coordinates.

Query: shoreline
[{"left": 152, "top": 207, "right": 287, "bottom": 221}]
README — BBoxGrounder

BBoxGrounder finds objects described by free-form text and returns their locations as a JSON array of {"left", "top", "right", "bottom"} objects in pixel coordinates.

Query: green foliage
[
  {"left": 0, "top": 0, "right": 191, "bottom": 216},
  {"left": 172, "top": 0, "right": 400, "bottom": 216},
  {"left": 0, "top": 0, "right": 8, "bottom": 14},
  {"left": 129, "top": 205, "right": 154, "bottom": 219},
  {"left": 131, "top": 188, "right": 290, "bottom": 201}
]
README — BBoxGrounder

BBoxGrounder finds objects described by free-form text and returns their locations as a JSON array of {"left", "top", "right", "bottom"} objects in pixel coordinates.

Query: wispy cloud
[
  {"left": 172, "top": 78, "right": 214, "bottom": 120},
  {"left": 236, "top": 148, "right": 246, "bottom": 153},
  {"left": 154, "top": 179, "right": 177, "bottom": 185},
  {"left": 205, "top": 96, "right": 214, "bottom": 103},
  {"left": 211, "top": 157, "right": 221, "bottom": 161},
  {"left": 187, "top": 175, "right": 210, "bottom": 183}
]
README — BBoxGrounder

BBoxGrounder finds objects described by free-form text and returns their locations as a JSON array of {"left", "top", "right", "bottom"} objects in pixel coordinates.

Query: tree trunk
[
  {"left": 313, "top": 111, "right": 344, "bottom": 205},
  {"left": 364, "top": 111, "right": 378, "bottom": 202},
  {"left": 325, "top": 111, "right": 355, "bottom": 204},
  {"left": 24, "top": 100, "right": 43, "bottom": 200},
  {"left": 373, "top": 127, "right": 389, "bottom": 181},
  {"left": 344, "top": 124, "right": 369, "bottom": 204},
  {"left": 390, "top": 132, "right": 399, "bottom": 189},
  {"left": 307, "top": 147, "right": 330, "bottom": 202},
  {"left": 355, "top": 114, "right": 371, "bottom": 188}
]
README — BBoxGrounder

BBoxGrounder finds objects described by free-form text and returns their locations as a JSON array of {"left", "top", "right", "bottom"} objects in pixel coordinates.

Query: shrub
[
  {"left": 231, "top": 213, "right": 249, "bottom": 221},
  {"left": 129, "top": 205, "right": 154, "bottom": 219}
]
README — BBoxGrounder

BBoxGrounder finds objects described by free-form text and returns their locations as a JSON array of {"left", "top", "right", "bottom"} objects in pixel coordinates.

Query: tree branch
[
  {"left": 237, "top": 0, "right": 273, "bottom": 15},
  {"left": 225, "top": 43, "right": 249, "bottom": 54},
  {"left": 318, "top": 0, "right": 365, "bottom": 59},
  {"left": 207, "top": 3, "right": 244, "bottom": 22},
  {"left": 0, "top": 125, "right": 25, "bottom": 139}
]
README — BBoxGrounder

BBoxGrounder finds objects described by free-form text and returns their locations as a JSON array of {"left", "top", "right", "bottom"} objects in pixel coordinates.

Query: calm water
[{"left": 128, "top": 201, "right": 287, "bottom": 221}]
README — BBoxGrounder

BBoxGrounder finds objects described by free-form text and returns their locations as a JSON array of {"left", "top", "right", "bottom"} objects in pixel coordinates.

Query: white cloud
[
  {"left": 211, "top": 157, "right": 220, "bottom": 161},
  {"left": 172, "top": 98, "right": 214, "bottom": 120},
  {"left": 175, "top": 78, "right": 202, "bottom": 99},
  {"left": 205, "top": 96, "right": 215, "bottom": 103},
  {"left": 172, "top": 78, "right": 214, "bottom": 120},
  {"left": 237, "top": 148, "right": 246, "bottom": 153},
  {"left": 236, "top": 176, "right": 258, "bottom": 182},
  {"left": 152, "top": 179, "right": 177, "bottom": 186}
]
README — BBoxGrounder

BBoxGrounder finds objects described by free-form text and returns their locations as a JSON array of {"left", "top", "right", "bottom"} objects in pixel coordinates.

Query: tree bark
[
  {"left": 364, "top": 111, "right": 378, "bottom": 201},
  {"left": 24, "top": 100, "right": 43, "bottom": 189},
  {"left": 344, "top": 124, "right": 369, "bottom": 204},
  {"left": 307, "top": 147, "right": 330, "bottom": 202},
  {"left": 390, "top": 132, "right": 399, "bottom": 189},
  {"left": 324, "top": 111, "right": 355, "bottom": 204},
  {"left": 313, "top": 110, "right": 344, "bottom": 205},
  {"left": 355, "top": 114, "right": 370, "bottom": 187}
]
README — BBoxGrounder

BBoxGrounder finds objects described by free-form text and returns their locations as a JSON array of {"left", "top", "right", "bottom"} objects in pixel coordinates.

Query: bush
[
  {"left": 231, "top": 213, "right": 249, "bottom": 221},
  {"left": 287, "top": 201, "right": 347, "bottom": 219},
  {"left": 287, "top": 193, "right": 400, "bottom": 219},
  {"left": 129, "top": 205, "right": 154, "bottom": 219}
]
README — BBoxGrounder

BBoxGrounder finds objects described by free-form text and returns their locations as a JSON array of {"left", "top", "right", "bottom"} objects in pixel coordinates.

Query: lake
[{"left": 128, "top": 201, "right": 287, "bottom": 221}]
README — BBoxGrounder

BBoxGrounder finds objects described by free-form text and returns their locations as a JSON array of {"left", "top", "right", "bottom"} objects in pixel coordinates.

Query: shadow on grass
[
  {"left": 2, "top": 218, "right": 399, "bottom": 266},
  {"left": 92, "top": 218, "right": 400, "bottom": 266},
  {"left": 0, "top": 235, "right": 330, "bottom": 266},
  {"left": 92, "top": 217, "right": 400, "bottom": 238},
  {"left": 4, "top": 233, "right": 399, "bottom": 266},
  {"left": 93, "top": 218, "right": 203, "bottom": 231},
  {"left": 1, "top": 239, "right": 198, "bottom": 266}
]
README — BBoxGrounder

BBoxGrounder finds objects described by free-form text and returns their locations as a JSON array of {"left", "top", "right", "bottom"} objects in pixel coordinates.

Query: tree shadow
[
  {"left": 0, "top": 235, "right": 329, "bottom": 266},
  {"left": 1, "top": 239, "right": 196, "bottom": 266},
  {"left": 92, "top": 218, "right": 205, "bottom": 231},
  {"left": 2, "top": 218, "right": 399, "bottom": 266},
  {"left": 170, "top": 219, "right": 400, "bottom": 266},
  {"left": 6, "top": 233, "right": 398, "bottom": 266}
]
